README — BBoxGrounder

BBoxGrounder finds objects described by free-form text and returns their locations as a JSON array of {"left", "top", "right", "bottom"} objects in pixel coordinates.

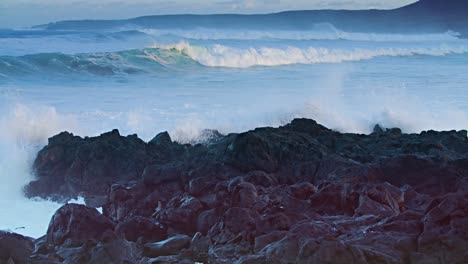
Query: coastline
[{"left": 2, "top": 118, "right": 467, "bottom": 263}]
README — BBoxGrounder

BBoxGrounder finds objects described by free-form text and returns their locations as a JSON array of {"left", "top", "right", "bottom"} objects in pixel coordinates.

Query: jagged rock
[
  {"left": 207, "top": 242, "right": 252, "bottom": 263},
  {"left": 142, "top": 163, "right": 184, "bottom": 186},
  {"left": 209, "top": 207, "right": 257, "bottom": 245},
  {"left": 379, "top": 155, "right": 460, "bottom": 194},
  {"left": 46, "top": 204, "right": 115, "bottom": 247},
  {"left": 226, "top": 131, "right": 279, "bottom": 172},
  {"left": 154, "top": 194, "right": 203, "bottom": 235},
  {"left": 285, "top": 118, "right": 330, "bottom": 135},
  {"left": 254, "top": 230, "right": 288, "bottom": 253},
  {"left": 50, "top": 237, "right": 137, "bottom": 264},
  {"left": 188, "top": 176, "right": 217, "bottom": 197},
  {"left": 229, "top": 181, "right": 258, "bottom": 208},
  {"left": 314, "top": 155, "right": 383, "bottom": 183},
  {"left": 0, "top": 231, "right": 34, "bottom": 264},
  {"left": 25, "top": 130, "right": 148, "bottom": 200},
  {"left": 91, "top": 238, "right": 137, "bottom": 263},
  {"left": 83, "top": 195, "right": 107, "bottom": 208},
  {"left": 84, "top": 239, "right": 138, "bottom": 264},
  {"left": 183, "top": 232, "right": 210, "bottom": 263},
  {"left": 196, "top": 209, "right": 219, "bottom": 235},
  {"left": 27, "top": 118, "right": 468, "bottom": 202},
  {"left": 115, "top": 216, "right": 166, "bottom": 242},
  {"left": 255, "top": 213, "right": 290, "bottom": 235},
  {"left": 148, "top": 132, "right": 172, "bottom": 146},
  {"left": 104, "top": 182, "right": 181, "bottom": 222},
  {"left": 256, "top": 233, "right": 303, "bottom": 263},
  {"left": 23, "top": 118, "right": 468, "bottom": 263},
  {"left": 289, "top": 182, "right": 317, "bottom": 200},
  {"left": 372, "top": 124, "right": 384, "bottom": 134},
  {"left": 309, "top": 183, "right": 358, "bottom": 215},
  {"left": 416, "top": 192, "right": 468, "bottom": 263},
  {"left": 243, "top": 170, "right": 278, "bottom": 187}
]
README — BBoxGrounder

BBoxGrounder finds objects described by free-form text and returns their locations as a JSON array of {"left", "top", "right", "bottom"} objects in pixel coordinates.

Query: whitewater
[{"left": 0, "top": 25, "right": 468, "bottom": 238}]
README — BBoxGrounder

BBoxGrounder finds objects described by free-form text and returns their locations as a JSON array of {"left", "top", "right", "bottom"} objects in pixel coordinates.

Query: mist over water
[
  {"left": 0, "top": 103, "right": 85, "bottom": 238},
  {"left": 0, "top": 23, "right": 467, "bottom": 238}
]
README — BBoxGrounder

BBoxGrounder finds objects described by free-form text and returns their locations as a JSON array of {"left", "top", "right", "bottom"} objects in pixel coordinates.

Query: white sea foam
[
  {"left": 159, "top": 67, "right": 468, "bottom": 136},
  {"left": 0, "top": 103, "right": 81, "bottom": 238},
  {"left": 154, "top": 41, "right": 468, "bottom": 68},
  {"left": 294, "top": 89, "right": 468, "bottom": 134}
]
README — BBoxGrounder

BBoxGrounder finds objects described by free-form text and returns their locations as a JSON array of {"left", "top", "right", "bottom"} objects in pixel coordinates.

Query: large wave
[
  {"left": 1, "top": 40, "right": 468, "bottom": 78},
  {"left": 1, "top": 26, "right": 461, "bottom": 58},
  {"left": 156, "top": 41, "right": 468, "bottom": 67},
  {"left": 0, "top": 49, "right": 196, "bottom": 77}
]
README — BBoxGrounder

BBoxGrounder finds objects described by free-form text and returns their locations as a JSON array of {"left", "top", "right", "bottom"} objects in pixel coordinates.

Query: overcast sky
[{"left": 1, "top": 0, "right": 417, "bottom": 28}]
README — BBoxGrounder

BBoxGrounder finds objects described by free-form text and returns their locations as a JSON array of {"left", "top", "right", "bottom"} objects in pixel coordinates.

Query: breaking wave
[
  {"left": 1, "top": 41, "right": 468, "bottom": 77},
  {"left": 155, "top": 41, "right": 468, "bottom": 67}
]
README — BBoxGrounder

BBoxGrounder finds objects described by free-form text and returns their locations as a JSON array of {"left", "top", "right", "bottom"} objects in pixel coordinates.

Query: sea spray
[
  {"left": 0, "top": 94, "right": 466, "bottom": 238},
  {"left": 0, "top": 103, "right": 81, "bottom": 238},
  {"left": 155, "top": 41, "right": 468, "bottom": 68}
]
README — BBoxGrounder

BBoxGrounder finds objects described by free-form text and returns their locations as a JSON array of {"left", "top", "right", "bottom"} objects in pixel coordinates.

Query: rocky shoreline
[{"left": 2, "top": 118, "right": 467, "bottom": 263}]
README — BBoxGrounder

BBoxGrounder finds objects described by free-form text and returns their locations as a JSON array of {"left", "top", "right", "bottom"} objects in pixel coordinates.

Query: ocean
[{"left": 0, "top": 23, "right": 467, "bottom": 238}]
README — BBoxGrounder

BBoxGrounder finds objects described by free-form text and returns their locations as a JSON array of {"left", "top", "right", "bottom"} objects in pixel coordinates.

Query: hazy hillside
[{"left": 36, "top": 0, "right": 468, "bottom": 35}]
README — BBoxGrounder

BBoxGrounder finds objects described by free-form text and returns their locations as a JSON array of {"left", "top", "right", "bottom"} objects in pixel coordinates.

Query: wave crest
[
  {"left": 1, "top": 41, "right": 468, "bottom": 77},
  {"left": 155, "top": 41, "right": 468, "bottom": 68}
]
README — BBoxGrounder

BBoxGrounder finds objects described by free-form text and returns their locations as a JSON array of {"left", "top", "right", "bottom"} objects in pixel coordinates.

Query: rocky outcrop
[
  {"left": 0, "top": 231, "right": 34, "bottom": 264},
  {"left": 25, "top": 130, "right": 148, "bottom": 201},
  {"left": 21, "top": 118, "right": 468, "bottom": 263},
  {"left": 25, "top": 118, "right": 468, "bottom": 202},
  {"left": 115, "top": 216, "right": 166, "bottom": 243},
  {"left": 46, "top": 204, "right": 115, "bottom": 247}
]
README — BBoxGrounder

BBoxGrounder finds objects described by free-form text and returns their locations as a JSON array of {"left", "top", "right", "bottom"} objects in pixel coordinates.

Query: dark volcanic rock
[
  {"left": 0, "top": 231, "right": 34, "bottom": 264},
  {"left": 103, "top": 183, "right": 164, "bottom": 222},
  {"left": 25, "top": 130, "right": 148, "bottom": 200},
  {"left": 208, "top": 207, "right": 257, "bottom": 245},
  {"left": 115, "top": 216, "right": 166, "bottom": 242},
  {"left": 143, "top": 234, "right": 191, "bottom": 257},
  {"left": 27, "top": 118, "right": 468, "bottom": 201},
  {"left": 86, "top": 238, "right": 138, "bottom": 264},
  {"left": 24, "top": 118, "right": 468, "bottom": 263},
  {"left": 46, "top": 204, "right": 115, "bottom": 247},
  {"left": 52, "top": 238, "right": 138, "bottom": 264},
  {"left": 415, "top": 192, "right": 468, "bottom": 263},
  {"left": 154, "top": 194, "right": 204, "bottom": 235}
]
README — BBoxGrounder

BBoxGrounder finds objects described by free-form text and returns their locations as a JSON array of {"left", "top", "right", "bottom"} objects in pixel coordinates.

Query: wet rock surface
[
  {"left": 46, "top": 204, "right": 116, "bottom": 248},
  {"left": 0, "top": 231, "right": 34, "bottom": 264},
  {"left": 16, "top": 118, "right": 468, "bottom": 263}
]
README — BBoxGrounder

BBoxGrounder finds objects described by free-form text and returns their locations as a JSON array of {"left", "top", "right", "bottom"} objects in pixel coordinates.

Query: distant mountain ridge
[
  {"left": 37, "top": 0, "right": 468, "bottom": 36},
  {"left": 403, "top": 0, "right": 467, "bottom": 12}
]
